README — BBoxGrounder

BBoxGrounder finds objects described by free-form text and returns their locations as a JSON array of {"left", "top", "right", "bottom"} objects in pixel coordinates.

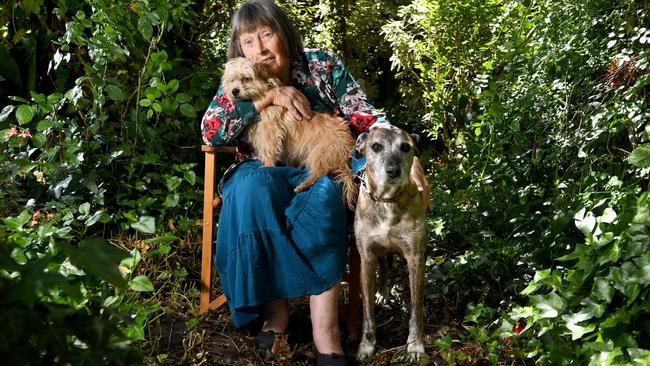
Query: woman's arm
[
  {"left": 201, "top": 85, "right": 259, "bottom": 146},
  {"left": 201, "top": 84, "right": 312, "bottom": 146}
]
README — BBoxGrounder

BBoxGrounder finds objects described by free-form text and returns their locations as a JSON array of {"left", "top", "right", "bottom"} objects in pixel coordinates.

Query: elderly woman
[{"left": 201, "top": 1, "right": 427, "bottom": 364}]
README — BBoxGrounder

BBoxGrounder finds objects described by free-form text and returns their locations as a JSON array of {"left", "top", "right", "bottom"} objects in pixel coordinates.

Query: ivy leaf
[
  {"left": 16, "top": 105, "right": 34, "bottom": 125},
  {"left": 63, "top": 238, "right": 129, "bottom": 288},
  {"left": 165, "top": 176, "right": 182, "bottom": 191},
  {"left": 531, "top": 292, "right": 566, "bottom": 318},
  {"left": 520, "top": 268, "right": 551, "bottom": 295},
  {"left": 2, "top": 210, "right": 31, "bottom": 231},
  {"left": 564, "top": 321, "right": 596, "bottom": 340},
  {"left": 628, "top": 144, "right": 650, "bottom": 168},
  {"left": 574, "top": 208, "right": 596, "bottom": 236},
  {"left": 105, "top": 84, "right": 125, "bottom": 101},
  {"left": 138, "top": 16, "right": 153, "bottom": 40},
  {"left": 593, "top": 277, "right": 614, "bottom": 303},
  {"left": 0, "top": 105, "right": 15, "bottom": 122},
  {"left": 184, "top": 170, "right": 196, "bottom": 186},
  {"left": 163, "top": 193, "right": 179, "bottom": 208},
  {"left": 129, "top": 275, "right": 154, "bottom": 292},
  {"left": 131, "top": 216, "right": 156, "bottom": 234}
]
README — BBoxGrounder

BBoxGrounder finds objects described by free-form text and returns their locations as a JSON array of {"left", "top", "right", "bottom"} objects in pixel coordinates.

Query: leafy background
[{"left": 1, "top": 0, "right": 648, "bottom": 365}]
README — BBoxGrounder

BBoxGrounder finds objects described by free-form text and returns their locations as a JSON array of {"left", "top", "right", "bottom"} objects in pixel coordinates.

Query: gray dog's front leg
[
  {"left": 356, "top": 256, "right": 378, "bottom": 362},
  {"left": 406, "top": 253, "right": 426, "bottom": 360}
]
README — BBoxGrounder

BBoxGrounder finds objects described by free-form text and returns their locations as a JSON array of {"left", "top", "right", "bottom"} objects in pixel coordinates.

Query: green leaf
[
  {"left": 165, "top": 176, "right": 183, "bottom": 191},
  {"left": 63, "top": 238, "right": 129, "bottom": 288},
  {"left": 574, "top": 208, "right": 596, "bottom": 236},
  {"left": 144, "top": 244, "right": 171, "bottom": 257},
  {"left": 32, "top": 133, "right": 46, "bottom": 148},
  {"left": 564, "top": 321, "right": 595, "bottom": 340},
  {"left": 2, "top": 210, "right": 31, "bottom": 230},
  {"left": 105, "top": 84, "right": 125, "bottom": 101},
  {"left": 167, "top": 79, "right": 179, "bottom": 93},
  {"left": 628, "top": 144, "right": 650, "bottom": 168},
  {"left": 0, "top": 105, "right": 15, "bottom": 122},
  {"left": 180, "top": 103, "right": 196, "bottom": 118},
  {"left": 521, "top": 268, "right": 551, "bottom": 295},
  {"left": 163, "top": 193, "right": 179, "bottom": 208},
  {"left": 175, "top": 93, "right": 192, "bottom": 103},
  {"left": 593, "top": 277, "right": 614, "bottom": 303},
  {"left": 145, "top": 86, "right": 161, "bottom": 100},
  {"left": 139, "top": 98, "right": 152, "bottom": 107},
  {"left": 16, "top": 105, "right": 34, "bottom": 125},
  {"left": 36, "top": 119, "right": 52, "bottom": 131},
  {"left": 131, "top": 216, "right": 156, "bottom": 234},
  {"left": 184, "top": 170, "right": 196, "bottom": 186},
  {"left": 531, "top": 292, "right": 566, "bottom": 318},
  {"left": 143, "top": 232, "right": 177, "bottom": 245},
  {"left": 138, "top": 16, "right": 153, "bottom": 40},
  {"left": 129, "top": 275, "right": 154, "bottom": 292}
]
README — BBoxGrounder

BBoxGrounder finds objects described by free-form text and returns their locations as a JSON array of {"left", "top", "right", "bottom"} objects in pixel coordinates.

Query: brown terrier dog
[{"left": 221, "top": 57, "right": 357, "bottom": 209}]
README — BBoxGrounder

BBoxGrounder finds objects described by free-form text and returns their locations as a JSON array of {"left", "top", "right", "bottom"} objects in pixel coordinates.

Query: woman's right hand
[{"left": 254, "top": 86, "right": 312, "bottom": 121}]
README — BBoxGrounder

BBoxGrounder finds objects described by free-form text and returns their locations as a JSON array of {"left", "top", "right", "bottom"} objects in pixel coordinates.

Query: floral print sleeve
[
  {"left": 201, "top": 84, "right": 260, "bottom": 146},
  {"left": 304, "top": 49, "right": 391, "bottom": 136}
]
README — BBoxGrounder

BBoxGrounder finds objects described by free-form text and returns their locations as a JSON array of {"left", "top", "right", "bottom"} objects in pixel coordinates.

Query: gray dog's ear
[
  {"left": 353, "top": 132, "right": 369, "bottom": 158},
  {"left": 410, "top": 133, "right": 421, "bottom": 155}
]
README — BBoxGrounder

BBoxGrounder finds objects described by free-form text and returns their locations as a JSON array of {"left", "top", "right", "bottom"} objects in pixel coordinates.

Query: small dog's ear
[
  {"left": 353, "top": 132, "right": 369, "bottom": 158},
  {"left": 410, "top": 133, "right": 421, "bottom": 155}
]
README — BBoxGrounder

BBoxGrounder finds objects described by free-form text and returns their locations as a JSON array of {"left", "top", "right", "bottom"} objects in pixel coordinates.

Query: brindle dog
[{"left": 354, "top": 126, "right": 427, "bottom": 362}]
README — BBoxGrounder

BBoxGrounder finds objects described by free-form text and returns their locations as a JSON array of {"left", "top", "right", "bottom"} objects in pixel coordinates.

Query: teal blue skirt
[{"left": 215, "top": 160, "right": 349, "bottom": 328}]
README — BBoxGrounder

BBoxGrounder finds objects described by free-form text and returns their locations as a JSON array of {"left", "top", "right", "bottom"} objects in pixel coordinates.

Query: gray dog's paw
[
  {"left": 356, "top": 341, "right": 375, "bottom": 362},
  {"left": 407, "top": 341, "right": 425, "bottom": 362}
]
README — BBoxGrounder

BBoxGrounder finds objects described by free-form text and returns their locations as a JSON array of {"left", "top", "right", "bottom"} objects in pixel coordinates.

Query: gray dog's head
[{"left": 355, "top": 126, "right": 419, "bottom": 201}]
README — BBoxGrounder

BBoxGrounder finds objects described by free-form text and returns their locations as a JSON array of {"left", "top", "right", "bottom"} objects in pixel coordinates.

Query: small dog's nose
[
  {"left": 232, "top": 88, "right": 240, "bottom": 97},
  {"left": 385, "top": 166, "right": 401, "bottom": 179}
]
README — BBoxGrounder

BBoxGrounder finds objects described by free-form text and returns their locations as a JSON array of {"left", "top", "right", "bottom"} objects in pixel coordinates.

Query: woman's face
[{"left": 239, "top": 25, "right": 290, "bottom": 83}]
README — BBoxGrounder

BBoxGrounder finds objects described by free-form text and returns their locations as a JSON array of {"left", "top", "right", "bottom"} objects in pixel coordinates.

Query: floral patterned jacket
[{"left": 201, "top": 48, "right": 390, "bottom": 159}]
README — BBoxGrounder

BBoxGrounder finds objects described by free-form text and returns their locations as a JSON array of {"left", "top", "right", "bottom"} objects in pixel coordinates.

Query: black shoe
[
  {"left": 315, "top": 352, "right": 349, "bottom": 366},
  {"left": 255, "top": 329, "right": 279, "bottom": 350}
]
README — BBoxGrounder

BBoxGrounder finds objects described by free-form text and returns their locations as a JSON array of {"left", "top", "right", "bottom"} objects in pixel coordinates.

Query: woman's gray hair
[{"left": 228, "top": 0, "right": 303, "bottom": 59}]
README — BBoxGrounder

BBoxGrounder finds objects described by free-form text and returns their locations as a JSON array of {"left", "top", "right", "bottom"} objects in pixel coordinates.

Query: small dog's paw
[
  {"left": 293, "top": 185, "right": 306, "bottom": 193},
  {"left": 356, "top": 341, "right": 375, "bottom": 362}
]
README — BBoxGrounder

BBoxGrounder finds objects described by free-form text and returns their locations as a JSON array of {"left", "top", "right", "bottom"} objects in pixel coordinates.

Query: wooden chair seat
[{"left": 200, "top": 145, "right": 360, "bottom": 338}]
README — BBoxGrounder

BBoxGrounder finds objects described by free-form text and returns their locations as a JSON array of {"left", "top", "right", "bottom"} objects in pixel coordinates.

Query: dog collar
[{"left": 358, "top": 170, "right": 398, "bottom": 204}]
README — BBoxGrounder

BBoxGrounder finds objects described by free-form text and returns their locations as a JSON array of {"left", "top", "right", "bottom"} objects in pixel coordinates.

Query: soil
[{"left": 142, "top": 262, "right": 493, "bottom": 366}]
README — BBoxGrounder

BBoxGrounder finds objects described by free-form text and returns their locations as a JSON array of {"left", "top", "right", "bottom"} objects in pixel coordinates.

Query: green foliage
[
  {"left": 2, "top": 0, "right": 649, "bottom": 363},
  {"left": 0, "top": 0, "right": 233, "bottom": 362},
  {"left": 386, "top": 0, "right": 649, "bottom": 363}
]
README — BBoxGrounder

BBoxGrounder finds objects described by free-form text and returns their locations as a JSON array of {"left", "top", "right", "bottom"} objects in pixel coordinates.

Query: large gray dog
[{"left": 354, "top": 126, "right": 427, "bottom": 362}]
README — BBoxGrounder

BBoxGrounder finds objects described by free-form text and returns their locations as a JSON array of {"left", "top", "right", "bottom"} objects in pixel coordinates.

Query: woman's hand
[
  {"left": 410, "top": 156, "right": 431, "bottom": 212},
  {"left": 254, "top": 86, "right": 312, "bottom": 121}
]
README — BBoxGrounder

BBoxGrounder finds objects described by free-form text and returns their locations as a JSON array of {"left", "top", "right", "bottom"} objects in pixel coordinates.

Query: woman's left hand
[{"left": 410, "top": 157, "right": 431, "bottom": 212}]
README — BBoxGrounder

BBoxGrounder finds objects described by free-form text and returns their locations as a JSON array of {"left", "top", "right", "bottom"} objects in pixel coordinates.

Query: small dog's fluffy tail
[{"left": 336, "top": 168, "right": 358, "bottom": 210}]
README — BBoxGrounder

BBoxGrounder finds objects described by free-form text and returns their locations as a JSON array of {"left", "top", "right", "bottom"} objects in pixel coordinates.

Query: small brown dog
[{"left": 221, "top": 57, "right": 357, "bottom": 208}]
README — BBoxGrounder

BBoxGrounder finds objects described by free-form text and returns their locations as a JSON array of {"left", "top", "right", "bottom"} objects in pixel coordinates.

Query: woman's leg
[
  {"left": 310, "top": 283, "right": 344, "bottom": 355},
  {"left": 262, "top": 298, "right": 289, "bottom": 333}
]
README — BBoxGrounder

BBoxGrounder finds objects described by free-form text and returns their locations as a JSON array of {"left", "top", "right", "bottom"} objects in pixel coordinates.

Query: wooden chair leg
[
  {"left": 201, "top": 146, "right": 237, "bottom": 313},
  {"left": 345, "top": 243, "right": 361, "bottom": 339},
  {"left": 200, "top": 147, "right": 216, "bottom": 313}
]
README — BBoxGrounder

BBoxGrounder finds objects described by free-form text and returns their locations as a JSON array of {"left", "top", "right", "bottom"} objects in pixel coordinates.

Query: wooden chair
[{"left": 199, "top": 145, "right": 361, "bottom": 338}]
